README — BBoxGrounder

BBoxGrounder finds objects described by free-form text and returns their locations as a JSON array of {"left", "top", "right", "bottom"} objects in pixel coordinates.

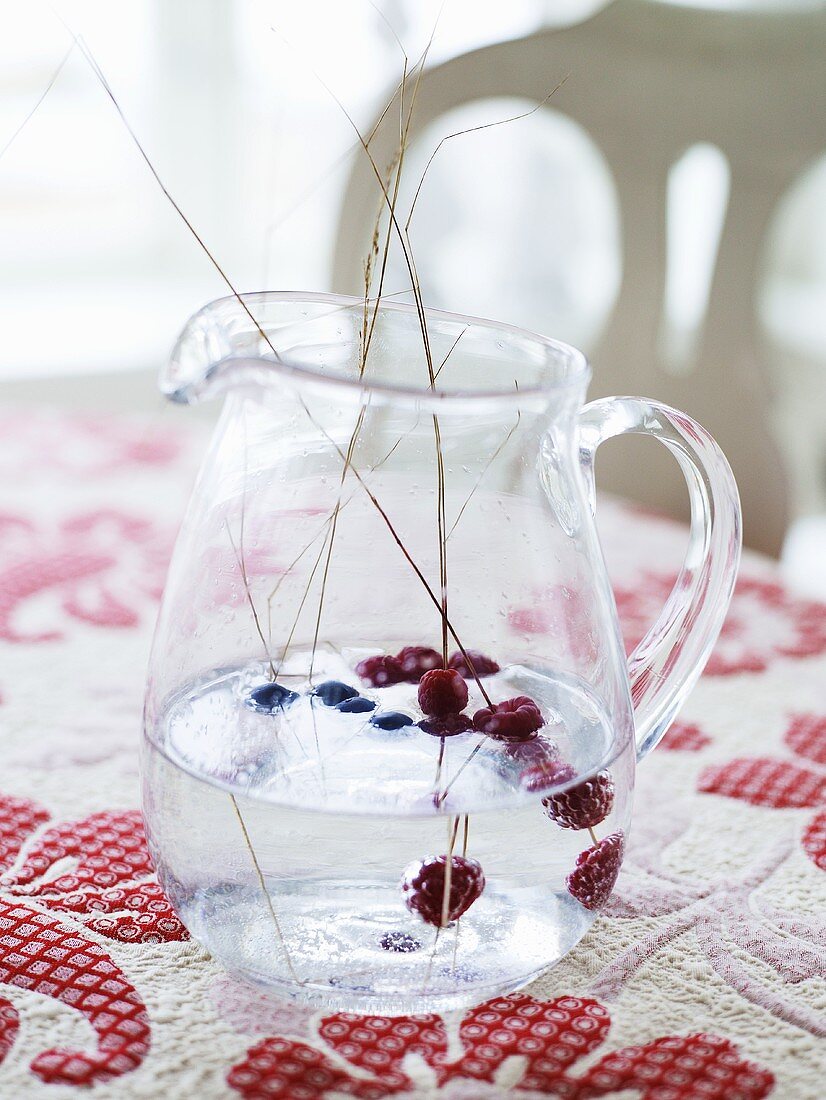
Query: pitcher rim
[{"left": 170, "top": 291, "right": 591, "bottom": 406}]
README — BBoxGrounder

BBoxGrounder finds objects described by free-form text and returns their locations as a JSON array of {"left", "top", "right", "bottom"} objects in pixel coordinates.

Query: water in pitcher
[{"left": 142, "top": 646, "right": 629, "bottom": 1013}]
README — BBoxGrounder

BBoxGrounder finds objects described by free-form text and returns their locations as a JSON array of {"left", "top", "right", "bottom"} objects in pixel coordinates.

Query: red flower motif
[
  {"left": 802, "top": 812, "right": 826, "bottom": 871},
  {"left": 0, "top": 509, "right": 172, "bottom": 643},
  {"left": 0, "top": 902, "right": 150, "bottom": 1085},
  {"left": 614, "top": 570, "right": 826, "bottom": 677},
  {"left": 698, "top": 758, "right": 825, "bottom": 809},
  {"left": 0, "top": 790, "right": 187, "bottom": 1082},
  {"left": 0, "top": 410, "right": 183, "bottom": 480},
  {"left": 0, "top": 792, "right": 186, "bottom": 944},
  {"left": 227, "top": 993, "right": 773, "bottom": 1099},
  {"left": 659, "top": 721, "right": 712, "bottom": 752},
  {"left": 697, "top": 712, "right": 826, "bottom": 873}
]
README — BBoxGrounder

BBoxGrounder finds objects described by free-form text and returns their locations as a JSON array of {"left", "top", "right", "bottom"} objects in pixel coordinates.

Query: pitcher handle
[{"left": 578, "top": 397, "right": 742, "bottom": 760}]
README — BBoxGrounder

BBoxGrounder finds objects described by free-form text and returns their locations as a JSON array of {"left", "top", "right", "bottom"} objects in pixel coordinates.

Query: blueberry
[
  {"left": 311, "top": 680, "right": 359, "bottom": 706},
  {"left": 246, "top": 682, "right": 298, "bottom": 713},
  {"left": 380, "top": 931, "right": 421, "bottom": 953},
  {"left": 370, "top": 711, "right": 413, "bottom": 731},
  {"left": 335, "top": 695, "right": 376, "bottom": 714}
]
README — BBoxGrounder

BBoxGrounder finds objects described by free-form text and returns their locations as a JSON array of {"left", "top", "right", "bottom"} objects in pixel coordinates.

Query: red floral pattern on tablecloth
[
  {"left": 0, "top": 509, "right": 173, "bottom": 643},
  {"left": 0, "top": 412, "right": 181, "bottom": 480},
  {"left": 698, "top": 711, "right": 826, "bottom": 873},
  {"left": 658, "top": 720, "right": 712, "bottom": 752},
  {"left": 227, "top": 993, "right": 774, "bottom": 1099},
  {"left": 591, "top": 780, "right": 826, "bottom": 1037},
  {"left": 0, "top": 790, "right": 187, "bottom": 1084},
  {"left": 0, "top": 792, "right": 186, "bottom": 945},
  {"left": 613, "top": 571, "right": 826, "bottom": 676},
  {"left": 0, "top": 411, "right": 821, "bottom": 1095},
  {"left": 0, "top": 902, "right": 151, "bottom": 1085}
]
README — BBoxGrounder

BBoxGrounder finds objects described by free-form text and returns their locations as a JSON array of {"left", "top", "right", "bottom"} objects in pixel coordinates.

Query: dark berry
[
  {"left": 400, "top": 854, "right": 485, "bottom": 927},
  {"left": 419, "top": 713, "right": 473, "bottom": 737},
  {"left": 356, "top": 654, "right": 405, "bottom": 687},
  {"left": 418, "top": 668, "right": 468, "bottom": 717},
  {"left": 380, "top": 931, "right": 421, "bottom": 953},
  {"left": 311, "top": 680, "right": 359, "bottom": 706},
  {"left": 472, "top": 696, "right": 543, "bottom": 742},
  {"left": 448, "top": 650, "right": 500, "bottom": 678},
  {"left": 336, "top": 696, "right": 376, "bottom": 714},
  {"left": 370, "top": 711, "right": 414, "bottom": 731},
  {"left": 245, "top": 682, "right": 298, "bottom": 713},
  {"left": 396, "top": 646, "right": 443, "bottom": 682},
  {"left": 566, "top": 831, "right": 624, "bottom": 910},
  {"left": 543, "top": 770, "right": 615, "bottom": 829}
]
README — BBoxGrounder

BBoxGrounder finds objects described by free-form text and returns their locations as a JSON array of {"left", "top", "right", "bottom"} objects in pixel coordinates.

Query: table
[{"left": 0, "top": 409, "right": 823, "bottom": 1098}]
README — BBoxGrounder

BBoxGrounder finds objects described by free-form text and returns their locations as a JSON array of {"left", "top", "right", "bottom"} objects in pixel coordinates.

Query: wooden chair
[{"left": 332, "top": 0, "right": 826, "bottom": 556}]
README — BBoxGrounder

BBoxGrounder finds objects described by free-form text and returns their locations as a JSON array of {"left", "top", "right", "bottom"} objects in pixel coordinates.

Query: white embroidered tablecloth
[{"left": 0, "top": 408, "right": 823, "bottom": 1098}]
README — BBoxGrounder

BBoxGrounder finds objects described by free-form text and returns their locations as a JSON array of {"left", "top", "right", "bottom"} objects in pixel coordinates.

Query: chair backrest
[{"left": 332, "top": 0, "right": 826, "bottom": 556}]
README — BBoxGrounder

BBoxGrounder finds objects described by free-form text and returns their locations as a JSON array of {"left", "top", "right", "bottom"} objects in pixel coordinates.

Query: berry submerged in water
[
  {"left": 311, "top": 680, "right": 359, "bottom": 706},
  {"left": 370, "top": 711, "right": 414, "bottom": 731},
  {"left": 448, "top": 650, "right": 500, "bottom": 678},
  {"left": 472, "top": 696, "right": 543, "bottom": 742},
  {"left": 336, "top": 696, "right": 376, "bottom": 714},
  {"left": 543, "top": 771, "right": 615, "bottom": 830},
  {"left": 417, "top": 668, "right": 468, "bottom": 717},
  {"left": 245, "top": 682, "right": 298, "bottom": 713},
  {"left": 356, "top": 654, "right": 405, "bottom": 687},
  {"left": 512, "top": 745, "right": 569, "bottom": 792},
  {"left": 401, "top": 854, "right": 485, "bottom": 927},
  {"left": 566, "top": 832, "right": 624, "bottom": 911},
  {"left": 396, "top": 646, "right": 443, "bottom": 682},
  {"left": 380, "top": 931, "right": 421, "bottom": 953}
]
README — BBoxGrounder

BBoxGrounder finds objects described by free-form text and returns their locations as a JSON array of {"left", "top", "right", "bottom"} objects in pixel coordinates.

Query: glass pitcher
[{"left": 142, "top": 292, "right": 740, "bottom": 1013}]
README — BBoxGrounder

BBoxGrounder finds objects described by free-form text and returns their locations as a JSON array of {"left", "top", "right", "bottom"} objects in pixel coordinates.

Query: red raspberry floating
[
  {"left": 418, "top": 668, "right": 468, "bottom": 717},
  {"left": 356, "top": 654, "right": 405, "bottom": 687},
  {"left": 473, "top": 696, "right": 543, "bottom": 742},
  {"left": 419, "top": 713, "right": 473, "bottom": 737},
  {"left": 448, "top": 650, "right": 500, "bottom": 679},
  {"left": 543, "top": 770, "right": 615, "bottom": 829},
  {"left": 566, "top": 831, "right": 624, "bottom": 911},
  {"left": 401, "top": 854, "right": 485, "bottom": 927},
  {"left": 396, "top": 645, "right": 443, "bottom": 682}
]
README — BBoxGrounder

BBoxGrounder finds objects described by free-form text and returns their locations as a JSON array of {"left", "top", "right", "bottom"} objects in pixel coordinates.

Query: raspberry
[
  {"left": 246, "top": 682, "right": 298, "bottom": 712},
  {"left": 356, "top": 654, "right": 405, "bottom": 687},
  {"left": 401, "top": 855, "right": 485, "bottom": 927},
  {"left": 566, "top": 832, "right": 624, "bottom": 910},
  {"left": 419, "top": 713, "right": 473, "bottom": 737},
  {"left": 418, "top": 668, "right": 468, "bottom": 717},
  {"left": 448, "top": 650, "right": 500, "bottom": 678},
  {"left": 396, "top": 646, "right": 443, "bottom": 682},
  {"left": 311, "top": 680, "right": 358, "bottom": 706},
  {"left": 543, "top": 770, "right": 615, "bottom": 829},
  {"left": 380, "top": 931, "right": 421, "bottom": 953},
  {"left": 472, "top": 696, "right": 543, "bottom": 742}
]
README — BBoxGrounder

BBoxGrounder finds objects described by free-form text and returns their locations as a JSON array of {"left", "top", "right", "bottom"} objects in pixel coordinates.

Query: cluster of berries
[
  {"left": 358, "top": 645, "right": 544, "bottom": 745},
  {"left": 415, "top": 666, "right": 546, "bottom": 743},
  {"left": 356, "top": 646, "right": 499, "bottom": 688},
  {"left": 247, "top": 648, "right": 622, "bottom": 921},
  {"left": 245, "top": 678, "right": 413, "bottom": 731}
]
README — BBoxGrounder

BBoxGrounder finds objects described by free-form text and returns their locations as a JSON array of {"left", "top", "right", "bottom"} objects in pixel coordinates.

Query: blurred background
[{"left": 1, "top": 0, "right": 825, "bottom": 587}]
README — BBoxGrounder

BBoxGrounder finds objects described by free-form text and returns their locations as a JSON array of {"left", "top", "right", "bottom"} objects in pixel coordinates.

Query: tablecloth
[{"left": 0, "top": 408, "right": 823, "bottom": 1099}]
